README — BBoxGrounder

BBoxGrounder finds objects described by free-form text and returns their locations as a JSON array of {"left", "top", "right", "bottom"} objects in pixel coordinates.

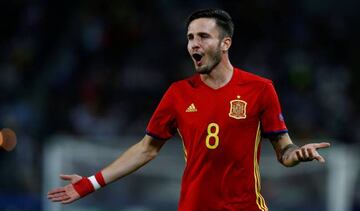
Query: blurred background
[{"left": 0, "top": 0, "right": 359, "bottom": 210}]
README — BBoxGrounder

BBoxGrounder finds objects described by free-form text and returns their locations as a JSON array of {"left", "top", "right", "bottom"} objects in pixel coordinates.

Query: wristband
[{"left": 73, "top": 172, "right": 106, "bottom": 197}]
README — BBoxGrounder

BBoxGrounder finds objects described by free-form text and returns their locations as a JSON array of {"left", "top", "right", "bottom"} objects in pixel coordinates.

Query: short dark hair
[{"left": 186, "top": 8, "right": 234, "bottom": 38}]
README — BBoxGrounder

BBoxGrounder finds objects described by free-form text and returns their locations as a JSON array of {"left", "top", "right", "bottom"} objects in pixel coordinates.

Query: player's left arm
[{"left": 269, "top": 133, "right": 331, "bottom": 167}]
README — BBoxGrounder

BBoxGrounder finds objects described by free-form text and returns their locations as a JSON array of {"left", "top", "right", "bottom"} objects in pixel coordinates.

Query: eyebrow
[
  {"left": 198, "top": 32, "right": 210, "bottom": 37},
  {"left": 187, "top": 32, "right": 211, "bottom": 37}
]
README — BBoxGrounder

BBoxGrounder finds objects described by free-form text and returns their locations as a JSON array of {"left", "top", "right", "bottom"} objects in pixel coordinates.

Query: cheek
[
  {"left": 208, "top": 44, "right": 221, "bottom": 56},
  {"left": 187, "top": 43, "right": 192, "bottom": 53}
]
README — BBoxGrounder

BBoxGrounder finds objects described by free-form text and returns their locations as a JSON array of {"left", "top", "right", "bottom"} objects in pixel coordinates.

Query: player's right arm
[{"left": 47, "top": 135, "right": 166, "bottom": 204}]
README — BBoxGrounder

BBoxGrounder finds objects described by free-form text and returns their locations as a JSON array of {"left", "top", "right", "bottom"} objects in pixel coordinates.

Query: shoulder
[
  {"left": 234, "top": 68, "right": 276, "bottom": 95},
  {"left": 236, "top": 67, "right": 273, "bottom": 85},
  {"left": 161, "top": 74, "right": 199, "bottom": 99},
  {"left": 170, "top": 74, "right": 200, "bottom": 90}
]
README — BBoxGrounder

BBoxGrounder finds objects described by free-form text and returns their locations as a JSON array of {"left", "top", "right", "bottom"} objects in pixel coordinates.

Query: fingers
[
  {"left": 48, "top": 184, "right": 80, "bottom": 204},
  {"left": 295, "top": 144, "right": 328, "bottom": 163},
  {"left": 312, "top": 142, "right": 331, "bottom": 149},
  {"left": 60, "top": 174, "right": 82, "bottom": 183},
  {"left": 314, "top": 154, "right": 325, "bottom": 163},
  {"left": 307, "top": 148, "right": 325, "bottom": 163},
  {"left": 295, "top": 148, "right": 315, "bottom": 162},
  {"left": 48, "top": 187, "right": 65, "bottom": 195},
  {"left": 60, "top": 174, "right": 73, "bottom": 181},
  {"left": 302, "top": 147, "right": 309, "bottom": 158},
  {"left": 48, "top": 188, "right": 69, "bottom": 202},
  {"left": 295, "top": 150, "right": 309, "bottom": 162},
  {"left": 310, "top": 148, "right": 325, "bottom": 163},
  {"left": 48, "top": 191, "right": 71, "bottom": 202}
]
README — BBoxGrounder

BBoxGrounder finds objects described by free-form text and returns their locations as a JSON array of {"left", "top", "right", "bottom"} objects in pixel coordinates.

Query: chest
[
  {"left": 174, "top": 84, "right": 263, "bottom": 129},
  {"left": 172, "top": 83, "right": 264, "bottom": 163}
]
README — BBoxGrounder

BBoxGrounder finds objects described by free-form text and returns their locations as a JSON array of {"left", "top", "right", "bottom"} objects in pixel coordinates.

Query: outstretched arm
[
  {"left": 102, "top": 135, "right": 165, "bottom": 182},
  {"left": 47, "top": 135, "right": 165, "bottom": 204},
  {"left": 269, "top": 133, "right": 330, "bottom": 167}
]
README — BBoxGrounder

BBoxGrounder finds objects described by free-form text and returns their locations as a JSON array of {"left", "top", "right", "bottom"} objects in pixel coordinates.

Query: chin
[{"left": 195, "top": 66, "right": 212, "bottom": 74}]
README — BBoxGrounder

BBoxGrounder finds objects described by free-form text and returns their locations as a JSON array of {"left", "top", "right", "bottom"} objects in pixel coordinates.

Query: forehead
[{"left": 187, "top": 18, "right": 220, "bottom": 36}]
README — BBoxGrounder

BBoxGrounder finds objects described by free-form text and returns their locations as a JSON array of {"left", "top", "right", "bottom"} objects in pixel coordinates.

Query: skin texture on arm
[
  {"left": 102, "top": 135, "right": 166, "bottom": 183},
  {"left": 269, "top": 133, "right": 330, "bottom": 167},
  {"left": 47, "top": 135, "right": 166, "bottom": 204}
]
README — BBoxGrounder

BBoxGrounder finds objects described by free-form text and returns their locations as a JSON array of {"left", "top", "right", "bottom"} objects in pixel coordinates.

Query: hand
[
  {"left": 293, "top": 142, "right": 331, "bottom": 163},
  {"left": 47, "top": 174, "right": 82, "bottom": 204}
]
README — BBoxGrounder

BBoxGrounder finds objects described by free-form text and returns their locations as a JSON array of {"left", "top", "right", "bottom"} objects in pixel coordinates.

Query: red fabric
[
  {"left": 95, "top": 172, "right": 106, "bottom": 187},
  {"left": 146, "top": 68, "right": 287, "bottom": 210},
  {"left": 73, "top": 177, "right": 95, "bottom": 197}
]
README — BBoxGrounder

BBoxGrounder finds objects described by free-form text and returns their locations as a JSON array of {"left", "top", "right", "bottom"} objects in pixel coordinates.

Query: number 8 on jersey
[{"left": 206, "top": 123, "right": 220, "bottom": 149}]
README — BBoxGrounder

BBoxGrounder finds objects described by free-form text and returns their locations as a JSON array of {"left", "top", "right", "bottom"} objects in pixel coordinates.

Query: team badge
[{"left": 229, "top": 96, "right": 247, "bottom": 119}]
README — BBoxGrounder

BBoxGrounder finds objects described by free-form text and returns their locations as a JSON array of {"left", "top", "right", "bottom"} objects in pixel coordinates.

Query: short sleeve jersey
[{"left": 146, "top": 68, "right": 287, "bottom": 211}]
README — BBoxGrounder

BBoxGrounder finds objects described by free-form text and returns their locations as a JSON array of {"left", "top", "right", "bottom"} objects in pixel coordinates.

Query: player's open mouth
[{"left": 192, "top": 53, "right": 203, "bottom": 65}]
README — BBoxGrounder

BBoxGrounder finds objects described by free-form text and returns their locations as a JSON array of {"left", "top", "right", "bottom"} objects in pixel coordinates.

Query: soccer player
[{"left": 48, "top": 9, "right": 330, "bottom": 211}]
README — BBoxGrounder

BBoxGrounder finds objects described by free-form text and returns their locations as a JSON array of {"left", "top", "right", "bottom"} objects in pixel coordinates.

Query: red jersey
[{"left": 146, "top": 68, "right": 287, "bottom": 211}]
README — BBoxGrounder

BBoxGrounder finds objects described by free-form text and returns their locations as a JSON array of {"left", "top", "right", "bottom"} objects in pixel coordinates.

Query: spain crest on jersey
[{"left": 229, "top": 96, "right": 247, "bottom": 119}]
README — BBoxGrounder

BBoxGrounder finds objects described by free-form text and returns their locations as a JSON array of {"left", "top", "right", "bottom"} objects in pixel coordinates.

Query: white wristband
[{"left": 88, "top": 175, "right": 101, "bottom": 190}]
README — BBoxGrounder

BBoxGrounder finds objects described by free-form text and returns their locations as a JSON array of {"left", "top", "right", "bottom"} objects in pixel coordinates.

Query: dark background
[{"left": 0, "top": 0, "right": 359, "bottom": 210}]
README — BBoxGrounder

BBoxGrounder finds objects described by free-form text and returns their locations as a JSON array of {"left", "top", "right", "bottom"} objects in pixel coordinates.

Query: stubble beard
[{"left": 195, "top": 47, "right": 222, "bottom": 75}]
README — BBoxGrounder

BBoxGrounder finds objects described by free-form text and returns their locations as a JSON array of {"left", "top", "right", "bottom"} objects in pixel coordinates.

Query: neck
[{"left": 200, "top": 56, "right": 233, "bottom": 89}]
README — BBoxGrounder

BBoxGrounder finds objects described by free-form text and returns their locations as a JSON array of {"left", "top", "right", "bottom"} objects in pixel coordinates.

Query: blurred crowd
[{"left": 0, "top": 0, "right": 359, "bottom": 210}]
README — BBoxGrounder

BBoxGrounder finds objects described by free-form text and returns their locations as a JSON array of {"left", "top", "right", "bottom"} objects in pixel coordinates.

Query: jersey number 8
[{"left": 206, "top": 123, "right": 220, "bottom": 149}]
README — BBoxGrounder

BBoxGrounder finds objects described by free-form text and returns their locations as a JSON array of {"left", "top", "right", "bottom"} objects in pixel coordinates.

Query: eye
[
  {"left": 187, "top": 34, "right": 194, "bottom": 40},
  {"left": 199, "top": 33, "right": 210, "bottom": 39}
]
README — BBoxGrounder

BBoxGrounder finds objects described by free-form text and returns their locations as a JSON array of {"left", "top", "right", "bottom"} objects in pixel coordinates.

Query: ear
[{"left": 220, "top": 37, "right": 232, "bottom": 52}]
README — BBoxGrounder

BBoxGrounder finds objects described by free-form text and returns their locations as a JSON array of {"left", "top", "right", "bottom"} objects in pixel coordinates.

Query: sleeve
[
  {"left": 260, "top": 82, "right": 288, "bottom": 138},
  {"left": 146, "top": 84, "right": 177, "bottom": 140}
]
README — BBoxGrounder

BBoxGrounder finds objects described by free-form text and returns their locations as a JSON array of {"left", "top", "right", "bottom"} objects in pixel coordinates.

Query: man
[{"left": 48, "top": 9, "right": 330, "bottom": 211}]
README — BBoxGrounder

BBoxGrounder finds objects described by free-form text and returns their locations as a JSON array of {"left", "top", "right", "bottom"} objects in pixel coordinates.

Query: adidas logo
[{"left": 186, "top": 103, "right": 197, "bottom": 112}]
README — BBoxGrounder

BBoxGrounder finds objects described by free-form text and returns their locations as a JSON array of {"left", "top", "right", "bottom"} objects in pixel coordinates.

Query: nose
[{"left": 189, "top": 38, "right": 200, "bottom": 50}]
